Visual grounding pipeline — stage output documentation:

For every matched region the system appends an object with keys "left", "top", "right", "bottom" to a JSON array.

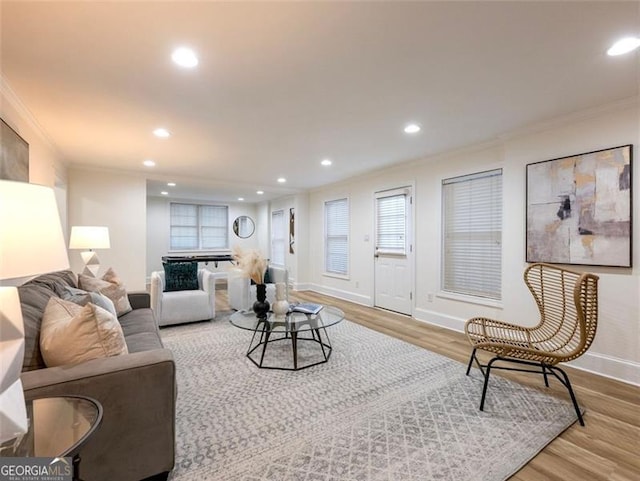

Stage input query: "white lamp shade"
[
  {"left": 0, "top": 180, "right": 70, "bottom": 280},
  {"left": 69, "top": 226, "right": 111, "bottom": 250}
]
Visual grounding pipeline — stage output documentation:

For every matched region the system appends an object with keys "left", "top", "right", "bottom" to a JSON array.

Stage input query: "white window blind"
[
  {"left": 271, "top": 209, "right": 285, "bottom": 266},
  {"left": 442, "top": 169, "right": 502, "bottom": 300},
  {"left": 325, "top": 198, "right": 349, "bottom": 275},
  {"left": 376, "top": 192, "right": 407, "bottom": 255},
  {"left": 170, "top": 203, "right": 228, "bottom": 250}
]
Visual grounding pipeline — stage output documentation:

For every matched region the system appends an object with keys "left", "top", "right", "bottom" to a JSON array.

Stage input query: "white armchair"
[
  {"left": 228, "top": 266, "right": 288, "bottom": 311},
  {"left": 150, "top": 269, "right": 216, "bottom": 326}
]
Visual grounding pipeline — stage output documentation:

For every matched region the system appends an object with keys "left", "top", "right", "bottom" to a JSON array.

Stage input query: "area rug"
[{"left": 161, "top": 312, "right": 579, "bottom": 481}]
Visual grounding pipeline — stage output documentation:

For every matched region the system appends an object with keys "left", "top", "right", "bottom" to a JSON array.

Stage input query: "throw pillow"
[
  {"left": 40, "top": 297, "right": 128, "bottom": 367},
  {"left": 62, "top": 286, "right": 118, "bottom": 318},
  {"left": 163, "top": 262, "right": 199, "bottom": 292},
  {"left": 78, "top": 268, "right": 132, "bottom": 316}
]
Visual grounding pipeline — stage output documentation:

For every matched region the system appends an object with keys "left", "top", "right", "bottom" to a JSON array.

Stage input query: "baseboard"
[
  {"left": 413, "top": 308, "right": 640, "bottom": 386},
  {"left": 304, "top": 283, "right": 372, "bottom": 307},
  {"left": 413, "top": 307, "right": 466, "bottom": 332}
]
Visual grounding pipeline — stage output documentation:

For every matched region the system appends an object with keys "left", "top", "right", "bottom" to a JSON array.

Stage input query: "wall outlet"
[
  {"left": 355, "top": 281, "right": 360, "bottom": 288},
  {"left": 427, "top": 293, "right": 434, "bottom": 302}
]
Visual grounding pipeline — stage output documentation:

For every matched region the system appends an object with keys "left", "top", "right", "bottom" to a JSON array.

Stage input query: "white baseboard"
[
  {"left": 413, "top": 308, "right": 640, "bottom": 387},
  {"left": 304, "top": 283, "right": 372, "bottom": 307}
]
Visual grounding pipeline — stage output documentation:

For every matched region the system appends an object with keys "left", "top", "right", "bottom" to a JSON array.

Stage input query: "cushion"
[
  {"left": 79, "top": 268, "right": 132, "bottom": 316},
  {"left": 40, "top": 297, "right": 129, "bottom": 367},
  {"left": 163, "top": 262, "right": 198, "bottom": 292},
  {"left": 62, "top": 286, "right": 118, "bottom": 318}
]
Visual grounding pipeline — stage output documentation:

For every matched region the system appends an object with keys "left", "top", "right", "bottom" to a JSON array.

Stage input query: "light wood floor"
[{"left": 215, "top": 288, "right": 640, "bottom": 481}]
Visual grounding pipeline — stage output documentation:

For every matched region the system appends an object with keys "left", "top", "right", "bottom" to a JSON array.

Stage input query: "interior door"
[{"left": 374, "top": 187, "right": 413, "bottom": 315}]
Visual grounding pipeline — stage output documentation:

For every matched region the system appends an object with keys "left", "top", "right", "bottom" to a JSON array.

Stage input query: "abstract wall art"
[
  {"left": 526, "top": 144, "right": 632, "bottom": 267},
  {"left": 0, "top": 118, "right": 29, "bottom": 182}
]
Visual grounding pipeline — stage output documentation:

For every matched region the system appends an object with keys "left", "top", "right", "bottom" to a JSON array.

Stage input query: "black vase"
[{"left": 253, "top": 283, "right": 270, "bottom": 318}]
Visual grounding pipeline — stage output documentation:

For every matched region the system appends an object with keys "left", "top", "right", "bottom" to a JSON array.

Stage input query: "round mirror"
[{"left": 233, "top": 216, "right": 255, "bottom": 238}]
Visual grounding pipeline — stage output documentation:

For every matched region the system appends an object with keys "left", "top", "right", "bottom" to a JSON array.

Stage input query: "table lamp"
[
  {"left": 69, "top": 226, "right": 110, "bottom": 277},
  {"left": 0, "top": 180, "right": 69, "bottom": 443}
]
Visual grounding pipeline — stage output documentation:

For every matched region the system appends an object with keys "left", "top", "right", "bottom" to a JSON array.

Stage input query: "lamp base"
[
  {"left": 80, "top": 250, "right": 101, "bottom": 277},
  {"left": 0, "top": 287, "right": 27, "bottom": 443}
]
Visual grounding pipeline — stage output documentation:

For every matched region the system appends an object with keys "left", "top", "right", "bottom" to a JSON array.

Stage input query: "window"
[
  {"left": 170, "top": 203, "right": 228, "bottom": 250},
  {"left": 375, "top": 191, "right": 408, "bottom": 255},
  {"left": 442, "top": 169, "right": 502, "bottom": 300},
  {"left": 324, "top": 198, "right": 349, "bottom": 275},
  {"left": 271, "top": 209, "right": 285, "bottom": 265}
]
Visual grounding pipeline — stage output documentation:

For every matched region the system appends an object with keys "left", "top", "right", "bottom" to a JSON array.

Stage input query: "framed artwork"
[
  {"left": 526, "top": 144, "right": 632, "bottom": 267},
  {"left": 0, "top": 117, "right": 29, "bottom": 182},
  {"left": 289, "top": 208, "right": 295, "bottom": 254}
]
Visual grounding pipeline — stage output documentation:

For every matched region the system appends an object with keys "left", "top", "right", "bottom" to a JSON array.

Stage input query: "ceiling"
[{"left": 1, "top": 1, "right": 638, "bottom": 202}]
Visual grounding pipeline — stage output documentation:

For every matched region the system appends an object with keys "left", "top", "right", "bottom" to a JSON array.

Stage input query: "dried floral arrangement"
[{"left": 232, "top": 246, "right": 268, "bottom": 284}]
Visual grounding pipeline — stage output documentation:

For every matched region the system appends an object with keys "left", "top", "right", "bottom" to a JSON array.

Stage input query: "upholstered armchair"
[
  {"left": 228, "top": 265, "right": 288, "bottom": 311},
  {"left": 150, "top": 268, "right": 216, "bottom": 326}
]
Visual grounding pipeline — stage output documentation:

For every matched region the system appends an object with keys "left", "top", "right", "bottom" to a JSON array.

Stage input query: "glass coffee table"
[{"left": 229, "top": 306, "right": 344, "bottom": 370}]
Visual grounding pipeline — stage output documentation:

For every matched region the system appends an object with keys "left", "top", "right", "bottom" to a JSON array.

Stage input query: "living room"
[{"left": 1, "top": 2, "right": 638, "bottom": 481}]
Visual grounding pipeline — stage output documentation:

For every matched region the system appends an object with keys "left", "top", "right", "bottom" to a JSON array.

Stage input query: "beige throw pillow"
[
  {"left": 79, "top": 268, "right": 132, "bottom": 316},
  {"left": 40, "top": 297, "right": 129, "bottom": 367}
]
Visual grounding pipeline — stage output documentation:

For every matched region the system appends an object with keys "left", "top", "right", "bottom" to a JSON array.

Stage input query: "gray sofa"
[{"left": 18, "top": 270, "right": 175, "bottom": 481}]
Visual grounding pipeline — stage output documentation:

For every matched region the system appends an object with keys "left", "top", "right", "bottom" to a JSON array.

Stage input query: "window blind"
[
  {"left": 376, "top": 193, "right": 407, "bottom": 255},
  {"left": 271, "top": 209, "right": 285, "bottom": 266},
  {"left": 442, "top": 169, "right": 502, "bottom": 300},
  {"left": 325, "top": 198, "right": 349, "bottom": 275},
  {"left": 170, "top": 203, "right": 228, "bottom": 250}
]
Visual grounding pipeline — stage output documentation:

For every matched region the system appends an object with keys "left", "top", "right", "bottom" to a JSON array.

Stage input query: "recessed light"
[
  {"left": 172, "top": 47, "right": 199, "bottom": 68},
  {"left": 607, "top": 37, "right": 640, "bottom": 56},
  {"left": 321, "top": 159, "right": 332, "bottom": 166},
  {"left": 153, "top": 128, "right": 171, "bottom": 138},
  {"left": 238, "top": 197, "right": 244, "bottom": 201},
  {"left": 277, "top": 177, "right": 286, "bottom": 183},
  {"left": 256, "top": 190, "right": 264, "bottom": 195},
  {"left": 167, "top": 182, "right": 176, "bottom": 187},
  {"left": 404, "top": 124, "right": 421, "bottom": 134},
  {"left": 143, "top": 159, "right": 156, "bottom": 167},
  {"left": 161, "top": 191, "right": 168, "bottom": 196}
]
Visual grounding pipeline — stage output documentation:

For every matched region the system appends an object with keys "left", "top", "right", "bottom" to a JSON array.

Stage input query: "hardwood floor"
[{"left": 215, "top": 287, "right": 640, "bottom": 481}]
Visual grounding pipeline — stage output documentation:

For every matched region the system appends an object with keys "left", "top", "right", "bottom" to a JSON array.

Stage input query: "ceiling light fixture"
[
  {"left": 321, "top": 159, "right": 332, "bottom": 166},
  {"left": 143, "top": 160, "right": 156, "bottom": 167},
  {"left": 607, "top": 37, "right": 640, "bottom": 56},
  {"left": 277, "top": 177, "right": 286, "bottom": 183},
  {"left": 161, "top": 191, "right": 168, "bottom": 196},
  {"left": 172, "top": 47, "right": 199, "bottom": 68},
  {"left": 256, "top": 190, "right": 264, "bottom": 195},
  {"left": 153, "top": 128, "right": 171, "bottom": 138},
  {"left": 404, "top": 124, "right": 421, "bottom": 134},
  {"left": 167, "top": 182, "right": 176, "bottom": 187},
  {"left": 238, "top": 197, "right": 244, "bottom": 201}
]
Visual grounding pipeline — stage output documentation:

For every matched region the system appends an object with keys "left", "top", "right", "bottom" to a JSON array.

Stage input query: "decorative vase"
[
  {"left": 272, "top": 282, "right": 289, "bottom": 318},
  {"left": 253, "top": 283, "right": 270, "bottom": 318}
]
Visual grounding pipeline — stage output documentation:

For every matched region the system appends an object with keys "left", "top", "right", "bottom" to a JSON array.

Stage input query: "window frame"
[
  {"left": 271, "top": 209, "right": 286, "bottom": 266},
  {"left": 324, "top": 197, "right": 350, "bottom": 277},
  {"left": 169, "top": 202, "right": 229, "bottom": 251},
  {"left": 440, "top": 168, "right": 503, "bottom": 302}
]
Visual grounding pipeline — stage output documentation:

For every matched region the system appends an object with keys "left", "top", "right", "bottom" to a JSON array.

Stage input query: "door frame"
[{"left": 373, "top": 183, "right": 415, "bottom": 316}]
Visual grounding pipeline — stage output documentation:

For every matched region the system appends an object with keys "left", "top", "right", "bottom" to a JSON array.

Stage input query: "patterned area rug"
[{"left": 161, "top": 312, "right": 578, "bottom": 481}]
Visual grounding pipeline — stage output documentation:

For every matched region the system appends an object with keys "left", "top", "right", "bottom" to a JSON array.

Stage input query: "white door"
[{"left": 374, "top": 187, "right": 413, "bottom": 315}]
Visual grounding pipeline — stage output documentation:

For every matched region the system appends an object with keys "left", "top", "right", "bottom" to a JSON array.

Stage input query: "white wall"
[
  {"left": 306, "top": 99, "right": 640, "bottom": 385},
  {"left": 68, "top": 167, "right": 147, "bottom": 290},
  {"left": 145, "top": 196, "right": 259, "bottom": 279}
]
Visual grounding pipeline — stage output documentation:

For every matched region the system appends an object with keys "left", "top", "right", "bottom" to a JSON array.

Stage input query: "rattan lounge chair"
[{"left": 465, "top": 263, "right": 599, "bottom": 426}]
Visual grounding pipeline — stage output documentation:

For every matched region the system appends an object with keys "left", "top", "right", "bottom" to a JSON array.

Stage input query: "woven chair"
[{"left": 465, "top": 263, "right": 599, "bottom": 426}]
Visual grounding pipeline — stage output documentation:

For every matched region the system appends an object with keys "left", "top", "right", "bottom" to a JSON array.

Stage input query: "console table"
[{"left": 161, "top": 254, "right": 235, "bottom": 268}]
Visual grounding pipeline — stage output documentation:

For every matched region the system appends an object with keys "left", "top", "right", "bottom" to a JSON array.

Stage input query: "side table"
[{"left": 0, "top": 396, "right": 103, "bottom": 481}]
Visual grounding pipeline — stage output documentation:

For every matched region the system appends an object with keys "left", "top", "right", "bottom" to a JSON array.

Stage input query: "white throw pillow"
[{"left": 40, "top": 297, "right": 129, "bottom": 367}]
